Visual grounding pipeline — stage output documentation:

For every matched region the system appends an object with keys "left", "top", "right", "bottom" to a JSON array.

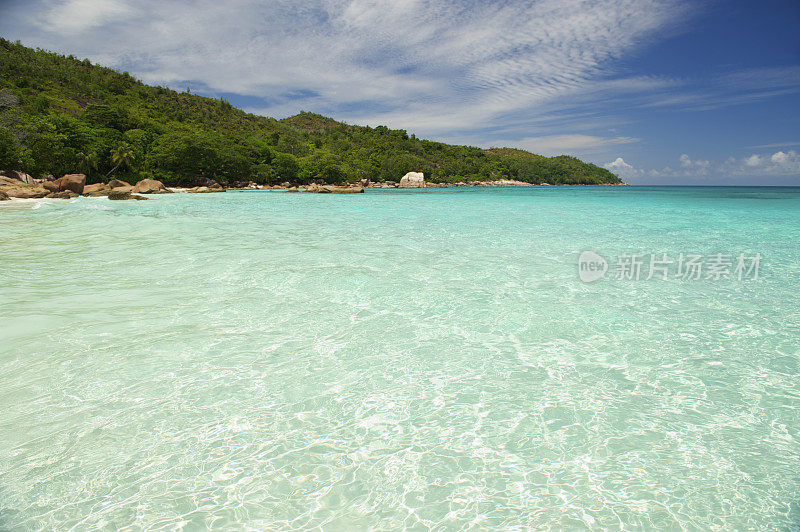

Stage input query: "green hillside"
[{"left": 0, "top": 38, "right": 621, "bottom": 186}]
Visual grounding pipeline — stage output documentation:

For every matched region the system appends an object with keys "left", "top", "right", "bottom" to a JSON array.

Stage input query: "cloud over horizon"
[{"left": 605, "top": 149, "right": 800, "bottom": 183}]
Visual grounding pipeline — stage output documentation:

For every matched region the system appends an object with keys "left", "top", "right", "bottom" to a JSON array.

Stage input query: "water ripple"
[{"left": 1, "top": 188, "right": 799, "bottom": 529}]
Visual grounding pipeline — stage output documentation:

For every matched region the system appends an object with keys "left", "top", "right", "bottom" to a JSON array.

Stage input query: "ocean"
[{"left": 1, "top": 186, "right": 798, "bottom": 529}]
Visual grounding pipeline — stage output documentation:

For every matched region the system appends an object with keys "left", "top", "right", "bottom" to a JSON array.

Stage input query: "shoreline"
[
  {"left": 217, "top": 180, "right": 630, "bottom": 191},
  {"left": 0, "top": 174, "right": 630, "bottom": 204},
  {"left": 0, "top": 181, "right": 631, "bottom": 204}
]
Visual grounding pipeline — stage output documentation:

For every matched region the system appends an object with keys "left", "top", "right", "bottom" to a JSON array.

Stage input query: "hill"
[{"left": 0, "top": 38, "right": 621, "bottom": 186}]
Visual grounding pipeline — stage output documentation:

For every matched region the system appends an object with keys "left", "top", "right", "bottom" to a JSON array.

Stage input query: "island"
[{"left": 0, "top": 38, "right": 622, "bottom": 199}]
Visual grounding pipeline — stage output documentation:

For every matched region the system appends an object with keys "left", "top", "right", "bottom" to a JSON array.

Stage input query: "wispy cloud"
[
  {"left": 6, "top": 0, "right": 689, "bottom": 139},
  {"left": 748, "top": 141, "right": 800, "bottom": 149},
  {"left": 641, "top": 66, "right": 800, "bottom": 111},
  {"left": 491, "top": 134, "right": 639, "bottom": 157}
]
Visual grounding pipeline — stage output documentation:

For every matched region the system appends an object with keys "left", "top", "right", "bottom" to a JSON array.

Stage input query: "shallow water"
[{"left": 1, "top": 186, "right": 799, "bottom": 529}]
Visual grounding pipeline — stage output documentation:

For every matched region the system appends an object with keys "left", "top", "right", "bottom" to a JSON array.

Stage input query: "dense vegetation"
[{"left": 0, "top": 38, "right": 621, "bottom": 186}]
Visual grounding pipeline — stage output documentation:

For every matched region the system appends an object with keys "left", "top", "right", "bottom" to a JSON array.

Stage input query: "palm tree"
[
  {"left": 107, "top": 145, "right": 134, "bottom": 177},
  {"left": 76, "top": 151, "right": 97, "bottom": 176}
]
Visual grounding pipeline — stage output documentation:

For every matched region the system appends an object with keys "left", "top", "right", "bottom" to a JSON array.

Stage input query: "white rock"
[{"left": 399, "top": 172, "right": 425, "bottom": 188}]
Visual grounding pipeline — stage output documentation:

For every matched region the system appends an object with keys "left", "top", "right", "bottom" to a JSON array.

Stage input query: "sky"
[{"left": 1, "top": 0, "right": 799, "bottom": 185}]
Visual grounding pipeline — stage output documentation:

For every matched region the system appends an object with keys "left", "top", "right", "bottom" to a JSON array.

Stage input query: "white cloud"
[
  {"left": 718, "top": 150, "right": 800, "bottom": 177},
  {"left": 771, "top": 150, "right": 789, "bottom": 164},
  {"left": 40, "top": 0, "right": 133, "bottom": 33},
  {"left": 603, "top": 157, "right": 640, "bottom": 179},
  {"left": 605, "top": 157, "right": 634, "bottom": 170},
  {"left": 678, "top": 153, "right": 710, "bottom": 171},
  {"left": 757, "top": 149, "right": 800, "bottom": 174},
  {"left": 744, "top": 154, "right": 762, "bottom": 167},
  {"left": 640, "top": 150, "right": 800, "bottom": 182}
]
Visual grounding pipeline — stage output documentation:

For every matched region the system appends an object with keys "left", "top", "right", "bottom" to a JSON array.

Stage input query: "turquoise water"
[{"left": 1, "top": 186, "right": 799, "bottom": 529}]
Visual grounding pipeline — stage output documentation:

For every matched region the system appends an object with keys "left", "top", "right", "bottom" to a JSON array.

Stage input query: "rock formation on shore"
[
  {"left": 4, "top": 171, "right": 37, "bottom": 185},
  {"left": 108, "top": 189, "right": 148, "bottom": 200},
  {"left": 108, "top": 179, "right": 131, "bottom": 189},
  {"left": 0, "top": 173, "right": 177, "bottom": 200},
  {"left": 303, "top": 183, "right": 364, "bottom": 193},
  {"left": 0, "top": 175, "right": 48, "bottom": 198},
  {"left": 83, "top": 183, "right": 110, "bottom": 196},
  {"left": 133, "top": 179, "right": 172, "bottom": 194},
  {"left": 59, "top": 174, "right": 86, "bottom": 194},
  {"left": 45, "top": 191, "right": 78, "bottom": 199},
  {"left": 188, "top": 185, "right": 226, "bottom": 193},
  {"left": 399, "top": 172, "right": 425, "bottom": 188}
]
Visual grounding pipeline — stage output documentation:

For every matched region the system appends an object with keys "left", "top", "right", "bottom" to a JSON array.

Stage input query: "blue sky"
[{"left": 1, "top": 0, "right": 798, "bottom": 184}]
